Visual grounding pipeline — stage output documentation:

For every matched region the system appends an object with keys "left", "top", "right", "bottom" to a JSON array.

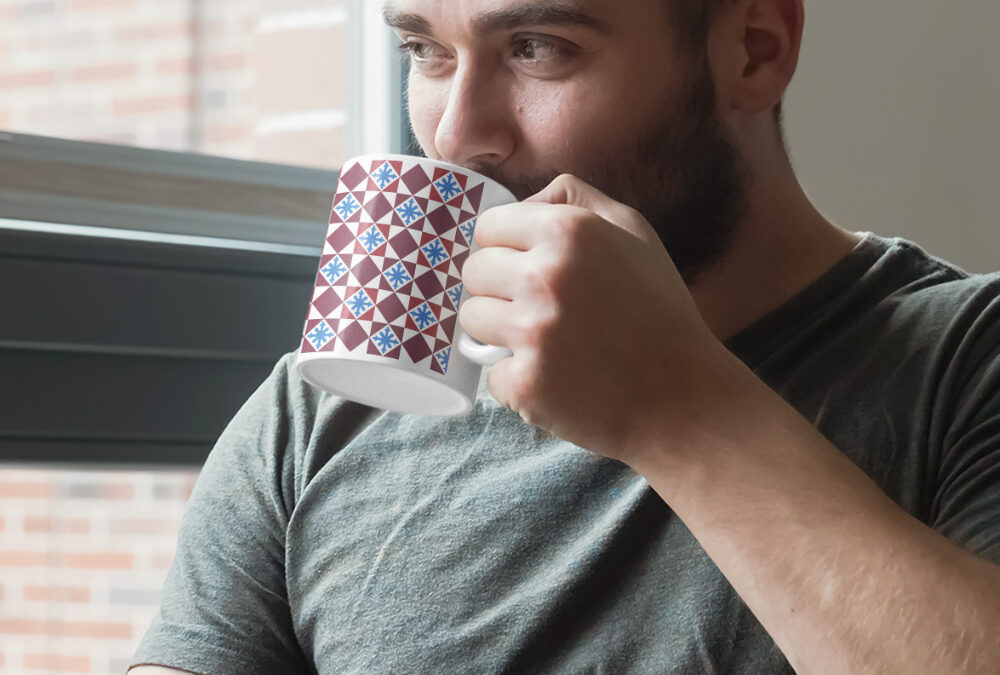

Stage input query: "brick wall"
[
  {"left": 0, "top": 0, "right": 352, "bottom": 170},
  {"left": 0, "top": 465, "right": 199, "bottom": 674}
]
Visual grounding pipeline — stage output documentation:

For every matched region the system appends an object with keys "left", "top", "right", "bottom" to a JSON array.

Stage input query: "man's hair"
[{"left": 665, "top": 0, "right": 785, "bottom": 134}]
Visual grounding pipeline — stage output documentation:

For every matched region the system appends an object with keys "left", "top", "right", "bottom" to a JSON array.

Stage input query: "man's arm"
[
  {"left": 629, "top": 358, "right": 1000, "bottom": 674},
  {"left": 460, "top": 175, "right": 1000, "bottom": 673},
  {"left": 129, "top": 667, "right": 198, "bottom": 674}
]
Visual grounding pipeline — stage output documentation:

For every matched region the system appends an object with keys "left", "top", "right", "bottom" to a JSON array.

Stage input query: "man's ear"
[{"left": 710, "top": 0, "right": 803, "bottom": 115}]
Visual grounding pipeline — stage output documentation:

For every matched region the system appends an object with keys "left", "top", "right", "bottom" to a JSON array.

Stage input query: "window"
[{"left": 0, "top": 2, "right": 405, "bottom": 671}]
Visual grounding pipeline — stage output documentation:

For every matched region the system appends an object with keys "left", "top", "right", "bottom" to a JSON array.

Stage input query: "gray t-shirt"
[{"left": 131, "top": 234, "right": 1000, "bottom": 674}]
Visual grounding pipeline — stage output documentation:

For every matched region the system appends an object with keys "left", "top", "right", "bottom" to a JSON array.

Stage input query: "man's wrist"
[{"left": 623, "top": 348, "right": 800, "bottom": 507}]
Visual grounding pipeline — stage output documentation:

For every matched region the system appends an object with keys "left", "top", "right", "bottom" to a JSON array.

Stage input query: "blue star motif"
[
  {"left": 373, "top": 326, "right": 400, "bottom": 354},
  {"left": 395, "top": 197, "right": 424, "bottom": 225},
  {"left": 409, "top": 302, "right": 437, "bottom": 330},
  {"left": 435, "top": 347, "right": 451, "bottom": 373},
  {"left": 334, "top": 194, "right": 361, "bottom": 220},
  {"left": 359, "top": 225, "right": 386, "bottom": 253},
  {"left": 459, "top": 218, "right": 476, "bottom": 244},
  {"left": 347, "top": 289, "right": 374, "bottom": 317},
  {"left": 306, "top": 321, "right": 334, "bottom": 349},
  {"left": 421, "top": 239, "right": 449, "bottom": 266},
  {"left": 447, "top": 283, "right": 464, "bottom": 309},
  {"left": 385, "top": 262, "right": 412, "bottom": 290},
  {"left": 434, "top": 173, "right": 462, "bottom": 200},
  {"left": 372, "top": 162, "right": 398, "bottom": 189},
  {"left": 320, "top": 256, "right": 348, "bottom": 284}
]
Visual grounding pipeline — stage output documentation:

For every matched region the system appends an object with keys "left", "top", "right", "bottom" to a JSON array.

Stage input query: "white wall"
[{"left": 784, "top": 2, "right": 999, "bottom": 273}]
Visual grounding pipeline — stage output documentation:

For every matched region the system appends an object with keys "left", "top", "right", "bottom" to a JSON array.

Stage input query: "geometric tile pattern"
[{"left": 301, "top": 157, "right": 486, "bottom": 375}]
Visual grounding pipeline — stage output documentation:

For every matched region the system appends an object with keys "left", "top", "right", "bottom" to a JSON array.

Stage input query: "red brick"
[
  {"left": 71, "top": 0, "right": 137, "bottom": 8},
  {"left": 0, "top": 71, "right": 54, "bottom": 90},
  {"left": 156, "top": 56, "right": 195, "bottom": 77},
  {"left": 110, "top": 518, "right": 180, "bottom": 535},
  {"left": 207, "top": 52, "right": 250, "bottom": 72},
  {"left": 113, "top": 94, "right": 195, "bottom": 116},
  {"left": 0, "top": 550, "right": 132, "bottom": 569},
  {"left": 0, "top": 551, "right": 50, "bottom": 567},
  {"left": 0, "top": 618, "right": 131, "bottom": 639},
  {"left": 64, "top": 552, "right": 134, "bottom": 570},
  {"left": 116, "top": 20, "right": 194, "bottom": 42},
  {"left": 205, "top": 123, "right": 253, "bottom": 144},
  {"left": 24, "top": 653, "right": 91, "bottom": 673},
  {"left": 0, "top": 482, "right": 52, "bottom": 498},
  {"left": 152, "top": 553, "right": 174, "bottom": 571},
  {"left": 106, "top": 483, "right": 135, "bottom": 500},
  {"left": 24, "top": 516, "right": 90, "bottom": 534},
  {"left": 24, "top": 585, "right": 91, "bottom": 603},
  {"left": 71, "top": 62, "right": 137, "bottom": 83}
]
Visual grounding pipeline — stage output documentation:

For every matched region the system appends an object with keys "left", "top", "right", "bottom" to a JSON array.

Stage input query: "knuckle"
[
  {"left": 551, "top": 210, "right": 583, "bottom": 240},
  {"left": 551, "top": 173, "right": 578, "bottom": 190},
  {"left": 461, "top": 250, "right": 483, "bottom": 284},
  {"left": 517, "top": 304, "right": 560, "bottom": 352},
  {"left": 457, "top": 295, "right": 483, "bottom": 325},
  {"left": 508, "top": 360, "right": 538, "bottom": 408}
]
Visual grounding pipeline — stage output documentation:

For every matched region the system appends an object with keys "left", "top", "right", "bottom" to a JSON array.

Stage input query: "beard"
[{"left": 479, "top": 56, "right": 748, "bottom": 285}]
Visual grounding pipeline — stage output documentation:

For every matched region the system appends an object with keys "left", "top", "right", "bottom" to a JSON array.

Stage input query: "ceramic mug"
[{"left": 297, "top": 154, "right": 515, "bottom": 415}]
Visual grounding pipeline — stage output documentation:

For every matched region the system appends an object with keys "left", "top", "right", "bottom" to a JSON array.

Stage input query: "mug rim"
[{"left": 342, "top": 153, "right": 516, "bottom": 203}]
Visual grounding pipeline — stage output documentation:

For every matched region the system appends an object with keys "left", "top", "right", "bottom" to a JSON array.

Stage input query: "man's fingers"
[
  {"left": 461, "top": 246, "right": 523, "bottom": 300},
  {"left": 526, "top": 173, "right": 659, "bottom": 244},
  {"left": 458, "top": 295, "right": 516, "bottom": 348},
  {"left": 474, "top": 202, "right": 558, "bottom": 250}
]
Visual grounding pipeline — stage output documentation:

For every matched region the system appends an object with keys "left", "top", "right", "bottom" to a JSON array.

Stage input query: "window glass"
[{"left": 0, "top": 0, "right": 398, "bottom": 170}]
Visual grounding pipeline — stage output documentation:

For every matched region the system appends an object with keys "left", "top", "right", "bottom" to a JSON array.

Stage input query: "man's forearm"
[{"left": 630, "top": 360, "right": 1000, "bottom": 674}]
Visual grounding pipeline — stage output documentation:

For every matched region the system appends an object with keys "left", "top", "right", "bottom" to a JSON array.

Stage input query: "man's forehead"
[{"left": 382, "top": 0, "right": 614, "bottom": 35}]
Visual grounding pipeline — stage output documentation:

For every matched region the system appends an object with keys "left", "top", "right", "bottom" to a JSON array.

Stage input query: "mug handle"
[{"left": 456, "top": 332, "right": 512, "bottom": 366}]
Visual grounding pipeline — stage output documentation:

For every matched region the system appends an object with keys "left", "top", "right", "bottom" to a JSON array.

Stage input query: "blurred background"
[{"left": 0, "top": 0, "right": 997, "bottom": 673}]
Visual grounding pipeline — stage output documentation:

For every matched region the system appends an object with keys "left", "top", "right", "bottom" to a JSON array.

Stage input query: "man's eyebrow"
[
  {"left": 382, "top": 7, "right": 432, "bottom": 35},
  {"left": 471, "top": 3, "right": 610, "bottom": 35},
  {"left": 381, "top": 3, "right": 610, "bottom": 36}
]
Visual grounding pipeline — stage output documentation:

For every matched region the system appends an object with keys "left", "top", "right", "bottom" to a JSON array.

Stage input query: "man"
[{"left": 131, "top": 0, "right": 1000, "bottom": 672}]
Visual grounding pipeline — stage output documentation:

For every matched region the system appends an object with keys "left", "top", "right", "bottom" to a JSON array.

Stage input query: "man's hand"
[
  {"left": 460, "top": 174, "right": 1000, "bottom": 674},
  {"left": 459, "top": 174, "right": 734, "bottom": 463}
]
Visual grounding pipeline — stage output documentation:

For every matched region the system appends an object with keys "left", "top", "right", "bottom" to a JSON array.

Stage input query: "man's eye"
[
  {"left": 512, "top": 37, "right": 563, "bottom": 62},
  {"left": 398, "top": 40, "right": 442, "bottom": 62}
]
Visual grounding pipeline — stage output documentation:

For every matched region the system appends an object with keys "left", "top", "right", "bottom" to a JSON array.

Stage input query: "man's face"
[{"left": 383, "top": 0, "right": 746, "bottom": 281}]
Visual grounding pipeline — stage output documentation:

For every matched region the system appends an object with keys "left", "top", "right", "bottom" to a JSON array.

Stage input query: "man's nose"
[{"left": 433, "top": 63, "right": 516, "bottom": 170}]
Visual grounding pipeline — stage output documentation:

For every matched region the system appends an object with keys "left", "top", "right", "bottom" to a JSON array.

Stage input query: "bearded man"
[{"left": 131, "top": 1, "right": 1000, "bottom": 672}]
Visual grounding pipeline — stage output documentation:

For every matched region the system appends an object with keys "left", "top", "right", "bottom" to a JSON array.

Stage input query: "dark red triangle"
[
  {"left": 464, "top": 183, "right": 484, "bottom": 211},
  {"left": 439, "top": 314, "right": 457, "bottom": 338}
]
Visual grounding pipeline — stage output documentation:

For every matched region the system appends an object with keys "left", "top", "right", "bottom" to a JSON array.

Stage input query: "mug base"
[{"left": 296, "top": 354, "right": 473, "bottom": 417}]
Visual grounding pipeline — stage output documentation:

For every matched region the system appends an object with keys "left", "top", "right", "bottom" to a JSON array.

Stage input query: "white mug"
[{"left": 296, "top": 154, "right": 514, "bottom": 416}]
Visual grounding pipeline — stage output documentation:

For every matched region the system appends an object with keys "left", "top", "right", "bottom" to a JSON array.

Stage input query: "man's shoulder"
[{"left": 857, "top": 234, "right": 1000, "bottom": 323}]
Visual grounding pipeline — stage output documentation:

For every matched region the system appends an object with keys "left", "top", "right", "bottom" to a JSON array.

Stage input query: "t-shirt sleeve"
[
  {"left": 931, "top": 285, "right": 1000, "bottom": 565},
  {"left": 130, "top": 353, "right": 314, "bottom": 674}
]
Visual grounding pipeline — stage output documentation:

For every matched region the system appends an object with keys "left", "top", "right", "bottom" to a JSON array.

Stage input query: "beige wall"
[{"left": 784, "top": 2, "right": 1000, "bottom": 273}]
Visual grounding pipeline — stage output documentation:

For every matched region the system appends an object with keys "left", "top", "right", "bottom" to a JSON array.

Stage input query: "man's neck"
[{"left": 689, "top": 153, "right": 861, "bottom": 343}]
